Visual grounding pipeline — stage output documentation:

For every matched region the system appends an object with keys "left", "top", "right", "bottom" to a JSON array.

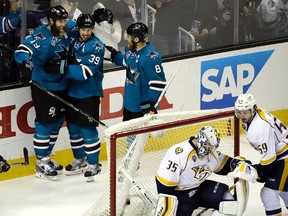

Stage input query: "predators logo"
[{"left": 192, "top": 165, "right": 212, "bottom": 181}]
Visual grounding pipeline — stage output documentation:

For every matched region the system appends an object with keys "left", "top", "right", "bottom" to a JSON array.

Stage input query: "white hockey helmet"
[
  {"left": 195, "top": 126, "right": 220, "bottom": 157},
  {"left": 234, "top": 94, "right": 256, "bottom": 111}
]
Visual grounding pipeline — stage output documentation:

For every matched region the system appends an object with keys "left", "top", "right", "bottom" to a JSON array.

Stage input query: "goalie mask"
[{"left": 195, "top": 126, "right": 220, "bottom": 158}]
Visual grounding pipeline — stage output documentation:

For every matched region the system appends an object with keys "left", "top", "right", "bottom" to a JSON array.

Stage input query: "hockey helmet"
[
  {"left": 235, "top": 94, "right": 256, "bottom": 111},
  {"left": 47, "top": 5, "right": 68, "bottom": 21},
  {"left": 93, "top": 8, "right": 113, "bottom": 24},
  {"left": 126, "top": 22, "right": 148, "bottom": 42},
  {"left": 195, "top": 126, "right": 220, "bottom": 157},
  {"left": 77, "top": 14, "right": 95, "bottom": 29}
]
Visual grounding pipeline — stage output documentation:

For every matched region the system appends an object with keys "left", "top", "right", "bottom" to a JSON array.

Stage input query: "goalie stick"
[
  {"left": 120, "top": 168, "right": 156, "bottom": 207},
  {"left": 31, "top": 81, "right": 109, "bottom": 128},
  {"left": 10, "top": 147, "right": 29, "bottom": 166}
]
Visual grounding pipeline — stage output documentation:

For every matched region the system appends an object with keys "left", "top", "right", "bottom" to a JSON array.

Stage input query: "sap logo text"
[{"left": 201, "top": 50, "right": 273, "bottom": 109}]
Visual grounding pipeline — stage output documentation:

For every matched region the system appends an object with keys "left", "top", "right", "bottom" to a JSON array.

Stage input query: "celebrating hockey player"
[
  {"left": 155, "top": 126, "right": 258, "bottom": 216},
  {"left": 62, "top": 13, "right": 105, "bottom": 182},
  {"left": 0, "top": 0, "right": 20, "bottom": 34},
  {"left": 14, "top": 5, "right": 71, "bottom": 180},
  {"left": 105, "top": 22, "right": 166, "bottom": 121},
  {"left": 235, "top": 93, "right": 288, "bottom": 215},
  {"left": 105, "top": 22, "right": 166, "bottom": 153}
]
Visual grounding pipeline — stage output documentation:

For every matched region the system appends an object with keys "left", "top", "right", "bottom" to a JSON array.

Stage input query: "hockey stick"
[
  {"left": 195, "top": 180, "right": 239, "bottom": 216},
  {"left": 10, "top": 147, "right": 29, "bottom": 166},
  {"left": 30, "top": 81, "right": 109, "bottom": 128},
  {"left": 0, "top": 43, "right": 17, "bottom": 52},
  {"left": 154, "top": 74, "right": 175, "bottom": 108}
]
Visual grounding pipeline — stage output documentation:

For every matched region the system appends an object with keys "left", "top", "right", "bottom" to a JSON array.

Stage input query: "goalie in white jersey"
[
  {"left": 235, "top": 93, "right": 288, "bottom": 216},
  {"left": 155, "top": 126, "right": 257, "bottom": 216}
]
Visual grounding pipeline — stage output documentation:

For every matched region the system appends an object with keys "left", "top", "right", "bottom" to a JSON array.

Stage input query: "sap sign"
[{"left": 200, "top": 50, "right": 274, "bottom": 109}]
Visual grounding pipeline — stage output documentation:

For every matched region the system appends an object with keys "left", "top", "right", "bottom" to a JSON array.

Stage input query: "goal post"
[{"left": 83, "top": 109, "right": 240, "bottom": 216}]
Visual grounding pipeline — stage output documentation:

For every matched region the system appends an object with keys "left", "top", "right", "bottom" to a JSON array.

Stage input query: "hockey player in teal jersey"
[
  {"left": 105, "top": 22, "right": 166, "bottom": 153},
  {"left": 0, "top": 0, "right": 19, "bottom": 35},
  {"left": 14, "top": 5, "right": 72, "bottom": 180},
  {"left": 63, "top": 14, "right": 105, "bottom": 182},
  {"left": 106, "top": 22, "right": 167, "bottom": 121}
]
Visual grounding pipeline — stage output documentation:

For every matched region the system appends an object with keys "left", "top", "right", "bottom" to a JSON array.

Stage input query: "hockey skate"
[
  {"left": 48, "top": 158, "right": 63, "bottom": 175},
  {"left": 84, "top": 163, "right": 102, "bottom": 182},
  {"left": 35, "top": 157, "right": 58, "bottom": 181},
  {"left": 65, "top": 157, "right": 88, "bottom": 176}
]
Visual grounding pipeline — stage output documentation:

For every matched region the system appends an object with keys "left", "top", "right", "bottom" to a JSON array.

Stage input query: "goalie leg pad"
[
  {"left": 154, "top": 194, "right": 178, "bottom": 216},
  {"left": 219, "top": 201, "right": 239, "bottom": 215}
]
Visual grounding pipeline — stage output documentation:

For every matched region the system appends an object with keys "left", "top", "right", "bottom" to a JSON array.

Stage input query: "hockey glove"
[
  {"left": 105, "top": 45, "right": 120, "bottom": 63},
  {"left": 0, "top": 155, "right": 10, "bottom": 173},
  {"left": 93, "top": 8, "right": 114, "bottom": 24},
  {"left": 230, "top": 156, "right": 252, "bottom": 170},
  {"left": 140, "top": 101, "right": 158, "bottom": 115},
  {"left": 228, "top": 161, "right": 258, "bottom": 183},
  {"left": 18, "top": 60, "right": 33, "bottom": 85},
  {"left": 44, "top": 59, "right": 67, "bottom": 75}
]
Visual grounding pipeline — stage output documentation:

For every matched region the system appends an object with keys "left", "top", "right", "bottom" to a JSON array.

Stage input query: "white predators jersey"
[
  {"left": 242, "top": 108, "right": 288, "bottom": 165},
  {"left": 156, "top": 139, "right": 230, "bottom": 191}
]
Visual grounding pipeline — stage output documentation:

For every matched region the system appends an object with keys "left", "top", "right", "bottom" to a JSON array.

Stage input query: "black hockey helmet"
[
  {"left": 92, "top": 8, "right": 113, "bottom": 24},
  {"left": 76, "top": 14, "right": 95, "bottom": 28},
  {"left": 126, "top": 22, "right": 148, "bottom": 42},
  {"left": 47, "top": 5, "right": 68, "bottom": 21}
]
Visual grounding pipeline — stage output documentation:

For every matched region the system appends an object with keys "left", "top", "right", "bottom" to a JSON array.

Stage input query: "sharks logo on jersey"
[
  {"left": 95, "top": 42, "right": 102, "bottom": 52},
  {"left": 55, "top": 44, "right": 68, "bottom": 60},
  {"left": 126, "top": 66, "right": 140, "bottom": 84},
  {"left": 34, "top": 32, "right": 46, "bottom": 40},
  {"left": 192, "top": 164, "right": 212, "bottom": 181},
  {"left": 149, "top": 51, "right": 158, "bottom": 59}
]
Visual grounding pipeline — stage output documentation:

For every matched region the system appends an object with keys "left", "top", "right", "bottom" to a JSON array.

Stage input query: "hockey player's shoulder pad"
[
  {"left": 144, "top": 43, "right": 162, "bottom": 61},
  {"left": 85, "top": 36, "right": 105, "bottom": 55}
]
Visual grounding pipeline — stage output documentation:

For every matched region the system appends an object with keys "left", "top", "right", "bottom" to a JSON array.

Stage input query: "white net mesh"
[{"left": 83, "top": 109, "right": 238, "bottom": 216}]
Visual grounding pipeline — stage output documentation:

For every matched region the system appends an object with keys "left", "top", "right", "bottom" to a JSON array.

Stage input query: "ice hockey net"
[{"left": 83, "top": 109, "right": 240, "bottom": 216}]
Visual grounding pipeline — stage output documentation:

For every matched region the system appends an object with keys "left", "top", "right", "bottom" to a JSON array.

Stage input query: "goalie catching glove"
[
  {"left": 44, "top": 59, "right": 67, "bottom": 74},
  {"left": 228, "top": 160, "right": 258, "bottom": 183}
]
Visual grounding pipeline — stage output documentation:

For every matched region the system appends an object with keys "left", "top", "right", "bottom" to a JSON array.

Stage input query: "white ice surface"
[{"left": 0, "top": 139, "right": 287, "bottom": 216}]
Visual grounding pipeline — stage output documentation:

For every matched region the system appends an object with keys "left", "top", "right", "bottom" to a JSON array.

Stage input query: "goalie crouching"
[{"left": 155, "top": 126, "right": 258, "bottom": 216}]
